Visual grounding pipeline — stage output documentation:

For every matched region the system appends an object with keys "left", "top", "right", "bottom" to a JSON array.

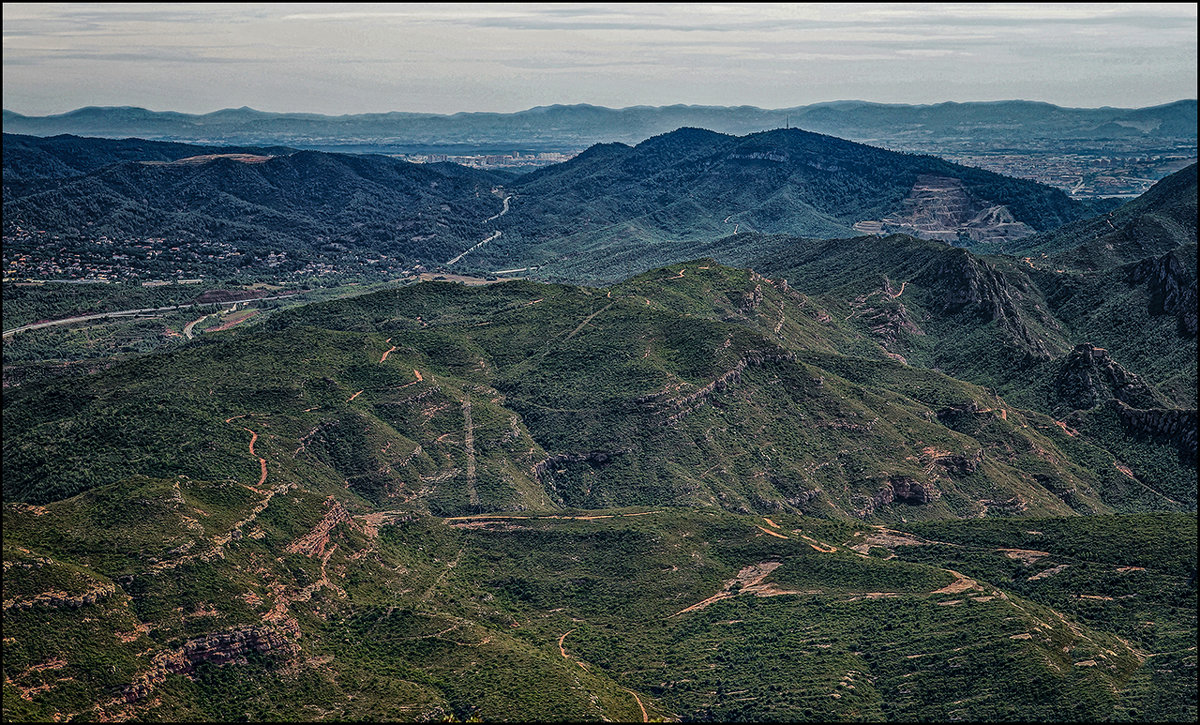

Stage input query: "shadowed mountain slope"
[{"left": 475, "top": 128, "right": 1099, "bottom": 281}]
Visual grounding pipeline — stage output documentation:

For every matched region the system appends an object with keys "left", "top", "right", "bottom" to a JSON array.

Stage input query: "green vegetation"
[
  {"left": 4, "top": 497, "right": 1192, "bottom": 721},
  {"left": 1, "top": 135, "right": 1194, "bottom": 723}
]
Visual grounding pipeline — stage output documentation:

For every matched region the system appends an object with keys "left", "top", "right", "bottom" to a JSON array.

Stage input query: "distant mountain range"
[
  {"left": 4, "top": 99, "right": 1196, "bottom": 152},
  {"left": 2, "top": 128, "right": 1105, "bottom": 282}
]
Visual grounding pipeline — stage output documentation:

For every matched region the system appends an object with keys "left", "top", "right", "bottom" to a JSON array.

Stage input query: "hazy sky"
[{"left": 3, "top": 3, "right": 1197, "bottom": 115}]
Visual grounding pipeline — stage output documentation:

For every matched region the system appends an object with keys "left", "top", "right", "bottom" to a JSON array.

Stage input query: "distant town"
[{"left": 398, "top": 150, "right": 576, "bottom": 169}]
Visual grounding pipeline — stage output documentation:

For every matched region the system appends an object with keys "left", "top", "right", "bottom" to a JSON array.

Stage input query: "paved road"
[
  {"left": 2, "top": 293, "right": 300, "bottom": 338},
  {"left": 447, "top": 193, "right": 512, "bottom": 266}
]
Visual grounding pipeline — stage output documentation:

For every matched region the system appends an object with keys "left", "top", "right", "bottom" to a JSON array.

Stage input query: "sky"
[{"left": 3, "top": 3, "right": 1197, "bottom": 116}]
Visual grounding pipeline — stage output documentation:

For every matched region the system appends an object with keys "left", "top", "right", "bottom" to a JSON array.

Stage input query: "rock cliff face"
[
  {"left": 920, "top": 249, "right": 1060, "bottom": 360},
  {"left": 2, "top": 582, "right": 117, "bottom": 611},
  {"left": 637, "top": 349, "right": 797, "bottom": 425},
  {"left": 881, "top": 476, "right": 941, "bottom": 505},
  {"left": 533, "top": 450, "right": 623, "bottom": 479},
  {"left": 123, "top": 623, "right": 299, "bottom": 702},
  {"left": 285, "top": 498, "right": 358, "bottom": 557},
  {"left": 857, "top": 476, "right": 942, "bottom": 518},
  {"left": 1055, "top": 343, "right": 1165, "bottom": 411},
  {"left": 1115, "top": 401, "right": 1198, "bottom": 459},
  {"left": 1127, "top": 248, "right": 1198, "bottom": 336}
]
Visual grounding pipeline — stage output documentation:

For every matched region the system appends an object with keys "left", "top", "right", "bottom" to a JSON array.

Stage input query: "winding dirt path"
[
  {"left": 244, "top": 428, "right": 268, "bottom": 486},
  {"left": 558, "top": 629, "right": 575, "bottom": 659},
  {"left": 627, "top": 689, "right": 649, "bottom": 723},
  {"left": 558, "top": 629, "right": 649, "bottom": 721},
  {"left": 380, "top": 346, "right": 398, "bottom": 363}
]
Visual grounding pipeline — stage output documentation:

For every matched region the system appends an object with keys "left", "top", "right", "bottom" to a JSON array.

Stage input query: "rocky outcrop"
[
  {"left": 1114, "top": 401, "right": 1198, "bottom": 458},
  {"left": 920, "top": 249, "right": 1060, "bottom": 360},
  {"left": 857, "top": 476, "right": 941, "bottom": 517},
  {"left": 123, "top": 623, "right": 298, "bottom": 702},
  {"left": 285, "top": 498, "right": 359, "bottom": 557},
  {"left": 741, "top": 284, "right": 764, "bottom": 311},
  {"left": 637, "top": 349, "right": 797, "bottom": 425},
  {"left": 934, "top": 450, "right": 983, "bottom": 475},
  {"left": 881, "top": 476, "right": 941, "bottom": 505},
  {"left": 533, "top": 450, "right": 623, "bottom": 479},
  {"left": 1126, "top": 248, "right": 1197, "bottom": 336},
  {"left": 3, "top": 582, "right": 116, "bottom": 611},
  {"left": 1056, "top": 344, "right": 1165, "bottom": 411}
]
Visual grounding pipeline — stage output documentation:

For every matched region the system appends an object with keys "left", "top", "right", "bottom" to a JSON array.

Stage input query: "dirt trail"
[
  {"left": 798, "top": 533, "right": 837, "bottom": 553},
  {"left": 414, "top": 369, "right": 423, "bottom": 382},
  {"left": 462, "top": 397, "right": 480, "bottom": 507},
  {"left": 558, "top": 629, "right": 650, "bottom": 720},
  {"left": 565, "top": 302, "right": 614, "bottom": 341},
  {"left": 763, "top": 517, "right": 780, "bottom": 529},
  {"left": 420, "top": 547, "right": 464, "bottom": 602},
  {"left": 380, "top": 346, "right": 398, "bottom": 363},
  {"left": 1053, "top": 419, "right": 1078, "bottom": 436},
  {"left": 932, "top": 569, "right": 980, "bottom": 594},
  {"left": 244, "top": 428, "right": 268, "bottom": 486},
  {"left": 347, "top": 390, "right": 363, "bottom": 402},
  {"left": 265, "top": 544, "right": 346, "bottom": 623},
  {"left": 756, "top": 525, "right": 789, "bottom": 540},
  {"left": 558, "top": 629, "right": 576, "bottom": 659},
  {"left": 627, "top": 689, "right": 649, "bottom": 722},
  {"left": 670, "top": 562, "right": 783, "bottom": 617},
  {"left": 444, "top": 511, "right": 660, "bottom": 525}
]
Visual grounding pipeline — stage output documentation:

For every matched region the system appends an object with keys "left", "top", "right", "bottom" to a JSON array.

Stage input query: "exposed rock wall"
[
  {"left": 637, "top": 349, "right": 797, "bottom": 425},
  {"left": 1127, "top": 248, "right": 1198, "bottom": 336},
  {"left": 285, "top": 498, "right": 358, "bottom": 557},
  {"left": 1056, "top": 343, "right": 1164, "bottom": 410},
  {"left": 2, "top": 582, "right": 117, "bottom": 611},
  {"left": 123, "top": 623, "right": 298, "bottom": 702},
  {"left": 920, "top": 249, "right": 1061, "bottom": 360},
  {"left": 533, "top": 450, "right": 623, "bottom": 479},
  {"left": 1114, "top": 401, "right": 1198, "bottom": 458}
]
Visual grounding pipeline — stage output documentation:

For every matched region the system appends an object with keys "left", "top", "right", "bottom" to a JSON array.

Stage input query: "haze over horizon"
[{"left": 3, "top": 3, "right": 1196, "bottom": 117}]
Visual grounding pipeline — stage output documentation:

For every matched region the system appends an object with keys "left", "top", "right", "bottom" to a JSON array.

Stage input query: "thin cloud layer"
[{"left": 3, "top": 3, "right": 1196, "bottom": 115}]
